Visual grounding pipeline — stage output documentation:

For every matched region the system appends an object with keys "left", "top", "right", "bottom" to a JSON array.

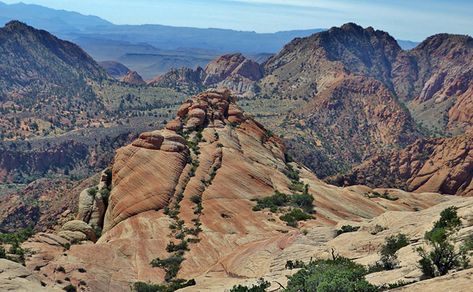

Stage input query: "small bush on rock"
[{"left": 230, "top": 278, "right": 271, "bottom": 292}]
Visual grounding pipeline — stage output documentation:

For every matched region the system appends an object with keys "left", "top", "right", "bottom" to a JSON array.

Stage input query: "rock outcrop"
[
  {"left": 18, "top": 89, "right": 465, "bottom": 291},
  {"left": 121, "top": 70, "right": 146, "bottom": 85},
  {"left": 330, "top": 132, "right": 473, "bottom": 196},
  {"left": 0, "top": 259, "right": 59, "bottom": 291},
  {"left": 151, "top": 53, "right": 263, "bottom": 97}
]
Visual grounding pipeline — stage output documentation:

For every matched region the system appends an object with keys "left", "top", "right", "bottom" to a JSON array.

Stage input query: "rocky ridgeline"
[
  {"left": 151, "top": 53, "right": 263, "bottom": 97},
  {"left": 1, "top": 89, "right": 470, "bottom": 291}
]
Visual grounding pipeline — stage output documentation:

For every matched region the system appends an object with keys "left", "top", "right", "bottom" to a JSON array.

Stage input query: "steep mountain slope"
[
  {"left": 330, "top": 131, "right": 473, "bottom": 196},
  {"left": 393, "top": 34, "right": 473, "bottom": 133},
  {"left": 121, "top": 70, "right": 146, "bottom": 85},
  {"left": 12, "top": 89, "right": 473, "bottom": 291},
  {"left": 0, "top": 20, "right": 107, "bottom": 139},
  {"left": 284, "top": 76, "right": 419, "bottom": 176},
  {"left": 242, "top": 23, "right": 472, "bottom": 179},
  {"left": 247, "top": 23, "right": 419, "bottom": 177},
  {"left": 259, "top": 24, "right": 473, "bottom": 135},
  {"left": 261, "top": 23, "right": 402, "bottom": 99}
]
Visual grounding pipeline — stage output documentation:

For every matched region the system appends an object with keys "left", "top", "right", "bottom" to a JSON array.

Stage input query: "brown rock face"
[
  {"left": 332, "top": 132, "right": 473, "bottom": 196},
  {"left": 21, "top": 89, "right": 454, "bottom": 291},
  {"left": 393, "top": 34, "right": 473, "bottom": 132},
  {"left": 151, "top": 54, "right": 263, "bottom": 97},
  {"left": 121, "top": 70, "right": 146, "bottom": 85}
]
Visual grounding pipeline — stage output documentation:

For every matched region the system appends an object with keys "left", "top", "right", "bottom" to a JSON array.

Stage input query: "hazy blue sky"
[{"left": 2, "top": 0, "right": 472, "bottom": 41}]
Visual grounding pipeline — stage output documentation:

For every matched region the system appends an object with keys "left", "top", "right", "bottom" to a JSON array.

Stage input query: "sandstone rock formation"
[
  {"left": 121, "top": 70, "right": 146, "bottom": 85},
  {"left": 151, "top": 53, "right": 263, "bottom": 97},
  {"left": 58, "top": 220, "right": 97, "bottom": 243},
  {"left": 76, "top": 170, "right": 111, "bottom": 230},
  {"left": 17, "top": 89, "right": 472, "bottom": 291},
  {"left": 331, "top": 132, "right": 473, "bottom": 196},
  {"left": 0, "top": 259, "right": 60, "bottom": 291}
]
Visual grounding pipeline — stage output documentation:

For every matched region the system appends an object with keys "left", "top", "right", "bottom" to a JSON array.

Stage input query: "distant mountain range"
[{"left": 0, "top": 1, "right": 419, "bottom": 79}]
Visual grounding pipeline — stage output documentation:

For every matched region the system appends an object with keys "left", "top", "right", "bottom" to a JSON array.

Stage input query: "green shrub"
[
  {"left": 285, "top": 257, "right": 378, "bottom": 292},
  {"left": 150, "top": 253, "right": 185, "bottom": 282},
  {"left": 284, "top": 164, "right": 300, "bottom": 182},
  {"left": 462, "top": 234, "right": 473, "bottom": 251},
  {"left": 190, "top": 195, "right": 202, "bottom": 204},
  {"left": 280, "top": 209, "right": 312, "bottom": 227},
  {"left": 379, "top": 234, "right": 409, "bottom": 270},
  {"left": 193, "top": 203, "right": 203, "bottom": 215},
  {"left": 379, "top": 280, "right": 415, "bottom": 290},
  {"left": 285, "top": 260, "right": 305, "bottom": 270},
  {"left": 230, "top": 278, "right": 271, "bottom": 292},
  {"left": 0, "top": 246, "right": 5, "bottom": 258},
  {"left": 289, "top": 181, "right": 305, "bottom": 193},
  {"left": 252, "top": 191, "right": 289, "bottom": 212},
  {"left": 133, "top": 279, "right": 196, "bottom": 292},
  {"left": 365, "top": 191, "right": 398, "bottom": 201},
  {"left": 433, "top": 206, "right": 461, "bottom": 230},
  {"left": 99, "top": 187, "right": 110, "bottom": 202},
  {"left": 336, "top": 225, "right": 360, "bottom": 236},
  {"left": 0, "top": 227, "right": 34, "bottom": 244},
  {"left": 63, "top": 284, "right": 77, "bottom": 292},
  {"left": 166, "top": 241, "right": 189, "bottom": 253},
  {"left": 290, "top": 193, "right": 314, "bottom": 213},
  {"left": 253, "top": 191, "right": 314, "bottom": 214},
  {"left": 417, "top": 207, "right": 468, "bottom": 278},
  {"left": 87, "top": 187, "right": 98, "bottom": 197}
]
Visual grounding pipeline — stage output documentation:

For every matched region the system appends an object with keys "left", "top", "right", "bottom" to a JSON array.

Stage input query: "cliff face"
[
  {"left": 330, "top": 132, "right": 473, "bottom": 196},
  {"left": 393, "top": 34, "right": 473, "bottom": 133},
  {"left": 17, "top": 89, "right": 463, "bottom": 291}
]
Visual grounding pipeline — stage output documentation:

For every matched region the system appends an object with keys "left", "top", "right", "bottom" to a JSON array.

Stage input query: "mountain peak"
[
  {"left": 4, "top": 20, "right": 30, "bottom": 30},
  {"left": 121, "top": 70, "right": 145, "bottom": 85},
  {"left": 339, "top": 22, "right": 364, "bottom": 32},
  {"left": 417, "top": 33, "right": 473, "bottom": 50},
  {"left": 161, "top": 88, "right": 243, "bottom": 134}
]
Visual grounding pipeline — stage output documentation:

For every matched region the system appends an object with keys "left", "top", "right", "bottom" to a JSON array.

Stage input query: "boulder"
[
  {"left": 132, "top": 131, "right": 164, "bottom": 150},
  {"left": 165, "top": 118, "right": 183, "bottom": 131},
  {"left": 59, "top": 220, "right": 96, "bottom": 242}
]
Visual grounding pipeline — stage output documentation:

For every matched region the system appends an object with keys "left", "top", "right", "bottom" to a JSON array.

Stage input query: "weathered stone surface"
[
  {"left": 334, "top": 132, "right": 473, "bottom": 196},
  {"left": 21, "top": 89, "right": 465, "bottom": 291},
  {"left": 60, "top": 220, "right": 96, "bottom": 242},
  {"left": 165, "top": 118, "right": 183, "bottom": 131},
  {"left": 77, "top": 187, "right": 105, "bottom": 229},
  {"left": 0, "top": 259, "right": 59, "bottom": 291}
]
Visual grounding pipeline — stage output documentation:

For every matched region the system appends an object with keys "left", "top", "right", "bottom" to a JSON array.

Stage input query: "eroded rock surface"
[{"left": 19, "top": 89, "right": 473, "bottom": 291}]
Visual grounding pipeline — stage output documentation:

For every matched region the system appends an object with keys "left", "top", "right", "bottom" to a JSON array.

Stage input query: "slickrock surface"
[
  {"left": 0, "top": 259, "right": 60, "bottom": 291},
  {"left": 17, "top": 89, "right": 471, "bottom": 291}
]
